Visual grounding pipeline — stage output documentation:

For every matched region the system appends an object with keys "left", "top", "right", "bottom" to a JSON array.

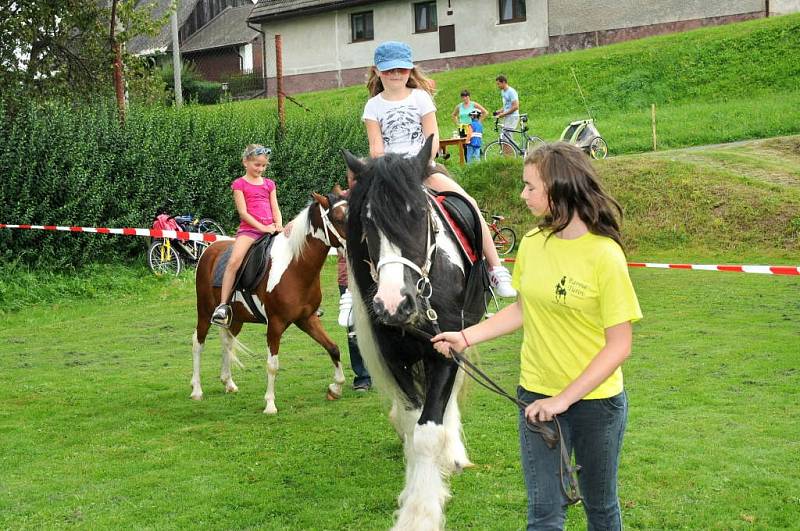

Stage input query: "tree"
[{"left": 0, "top": 0, "right": 169, "bottom": 105}]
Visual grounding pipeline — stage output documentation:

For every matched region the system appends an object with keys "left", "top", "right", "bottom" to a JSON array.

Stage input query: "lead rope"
[{"left": 412, "top": 296, "right": 583, "bottom": 507}]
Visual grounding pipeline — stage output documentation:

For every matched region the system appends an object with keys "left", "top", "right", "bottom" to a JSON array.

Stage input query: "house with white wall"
[{"left": 248, "top": 0, "right": 797, "bottom": 96}]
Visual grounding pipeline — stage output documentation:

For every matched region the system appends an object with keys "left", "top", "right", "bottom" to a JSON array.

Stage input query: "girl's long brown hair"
[
  {"left": 525, "top": 142, "right": 625, "bottom": 250},
  {"left": 366, "top": 66, "right": 436, "bottom": 97}
]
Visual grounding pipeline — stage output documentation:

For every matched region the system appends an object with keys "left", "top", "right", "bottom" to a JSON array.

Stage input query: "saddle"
[
  {"left": 428, "top": 190, "right": 484, "bottom": 266},
  {"left": 213, "top": 234, "right": 277, "bottom": 321},
  {"left": 427, "top": 190, "right": 489, "bottom": 326}
]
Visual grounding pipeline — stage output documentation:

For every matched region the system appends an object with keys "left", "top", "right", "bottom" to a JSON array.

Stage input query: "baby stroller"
[
  {"left": 561, "top": 68, "right": 609, "bottom": 160},
  {"left": 560, "top": 119, "right": 608, "bottom": 160}
]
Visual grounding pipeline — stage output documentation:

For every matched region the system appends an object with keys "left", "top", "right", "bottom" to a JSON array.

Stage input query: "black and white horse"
[{"left": 343, "top": 137, "right": 485, "bottom": 530}]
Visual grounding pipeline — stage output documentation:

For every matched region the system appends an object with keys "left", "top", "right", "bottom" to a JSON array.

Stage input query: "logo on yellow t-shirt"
[
  {"left": 554, "top": 275, "right": 590, "bottom": 305},
  {"left": 555, "top": 276, "right": 568, "bottom": 304}
]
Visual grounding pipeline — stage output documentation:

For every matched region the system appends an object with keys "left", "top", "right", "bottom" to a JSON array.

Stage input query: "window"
[
  {"left": 351, "top": 11, "right": 374, "bottom": 42},
  {"left": 414, "top": 2, "right": 438, "bottom": 33},
  {"left": 499, "top": 0, "right": 526, "bottom": 24}
]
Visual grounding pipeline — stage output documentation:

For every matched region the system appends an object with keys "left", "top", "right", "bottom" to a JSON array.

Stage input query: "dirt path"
[{"left": 640, "top": 135, "right": 800, "bottom": 189}]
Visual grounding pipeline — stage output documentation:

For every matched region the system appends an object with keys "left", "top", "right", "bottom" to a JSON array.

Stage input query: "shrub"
[{"left": 0, "top": 98, "right": 367, "bottom": 268}]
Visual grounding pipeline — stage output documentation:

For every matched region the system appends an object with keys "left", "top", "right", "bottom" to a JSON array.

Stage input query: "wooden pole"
[
  {"left": 651, "top": 103, "right": 657, "bottom": 152},
  {"left": 171, "top": 2, "right": 183, "bottom": 107},
  {"left": 110, "top": 0, "right": 126, "bottom": 124},
  {"left": 275, "top": 34, "right": 285, "bottom": 129}
]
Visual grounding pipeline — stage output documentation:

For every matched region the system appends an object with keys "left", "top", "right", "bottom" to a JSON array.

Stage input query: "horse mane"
[
  {"left": 348, "top": 153, "right": 428, "bottom": 251},
  {"left": 285, "top": 202, "right": 313, "bottom": 260}
]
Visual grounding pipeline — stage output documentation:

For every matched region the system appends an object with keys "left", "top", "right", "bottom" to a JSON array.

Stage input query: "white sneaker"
[
  {"left": 489, "top": 266, "right": 516, "bottom": 298},
  {"left": 338, "top": 289, "right": 353, "bottom": 327}
]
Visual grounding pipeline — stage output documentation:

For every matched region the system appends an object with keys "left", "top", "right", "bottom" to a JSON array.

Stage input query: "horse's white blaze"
[
  {"left": 190, "top": 330, "right": 204, "bottom": 400},
  {"left": 219, "top": 329, "right": 238, "bottom": 393},
  {"left": 264, "top": 352, "right": 279, "bottom": 414},
  {"left": 266, "top": 234, "right": 292, "bottom": 292},
  {"left": 350, "top": 274, "right": 403, "bottom": 400},
  {"left": 374, "top": 230, "right": 406, "bottom": 314},
  {"left": 394, "top": 422, "right": 449, "bottom": 531}
]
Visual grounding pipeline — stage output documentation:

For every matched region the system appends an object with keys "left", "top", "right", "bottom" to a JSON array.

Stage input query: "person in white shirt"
[{"left": 362, "top": 41, "right": 516, "bottom": 297}]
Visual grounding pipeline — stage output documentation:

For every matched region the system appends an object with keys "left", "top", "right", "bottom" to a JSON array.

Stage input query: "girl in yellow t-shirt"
[{"left": 432, "top": 142, "right": 642, "bottom": 530}]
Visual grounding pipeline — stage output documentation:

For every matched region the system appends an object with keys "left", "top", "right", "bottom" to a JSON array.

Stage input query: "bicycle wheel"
[
  {"left": 148, "top": 240, "right": 182, "bottom": 276},
  {"left": 493, "top": 227, "right": 517, "bottom": 255},
  {"left": 483, "top": 141, "right": 518, "bottom": 161},
  {"left": 198, "top": 218, "right": 226, "bottom": 236},
  {"left": 524, "top": 136, "right": 546, "bottom": 155},
  {"left": 589, "top": 137, "right": 609, "bottom": 160},
  {"left": 184, "top": 240, "right": 210, "bottom": 263}
]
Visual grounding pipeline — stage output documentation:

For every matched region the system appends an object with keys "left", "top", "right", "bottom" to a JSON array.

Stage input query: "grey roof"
[
  {"left": 127, "top": 0, "right": 199, "bottom": 55},
  {"left": 181, "top": 5, "right": 259, "bottom": 53},
  {"left": 249, "top": 0, "right": 389, "bottom": 23}
]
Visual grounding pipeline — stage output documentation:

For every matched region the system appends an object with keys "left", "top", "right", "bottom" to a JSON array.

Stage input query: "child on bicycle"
[
  {"left": 363, "top": 41, "right": 515, "bottom": 297},
  {"left": 211, "top": 144, "right": 282, "bottom": 327},
  {"left": 466, "top": 109, "right": 483, "bottom": 163}
]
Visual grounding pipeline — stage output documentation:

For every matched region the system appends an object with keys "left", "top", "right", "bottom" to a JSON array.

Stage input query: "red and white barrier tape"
[
  {"left": 501, "top": 257, "right": 799, "bottom": 276},
  {"left": 0, "top": 223, "right": 233, "bottom": 242},
  {"left": 3, "top": 224, "right": 798, "bottom": 275}
]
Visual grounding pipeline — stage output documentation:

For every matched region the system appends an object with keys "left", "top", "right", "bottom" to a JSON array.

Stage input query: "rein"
[{"left": 402, "top": 319, "right": 582, "bottom": 507}]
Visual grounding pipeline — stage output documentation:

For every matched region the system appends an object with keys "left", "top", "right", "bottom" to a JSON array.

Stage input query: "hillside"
[
  {"left": 453, "top": 135, "right": 800, "bottom": 262},
  {"left": 225, "top": 13, "right": 800, "bottom": 156}
]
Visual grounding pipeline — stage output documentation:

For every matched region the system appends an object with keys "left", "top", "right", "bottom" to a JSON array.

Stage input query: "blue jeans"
[
  {"left": 517, "top": 386, "right": 627, "bottom": 531},
  {"left": 339, "top": 285, "right": 371, "bottom": 387},
  {"left": 466, "top": 144, "right": 481, "bottom": 163}
]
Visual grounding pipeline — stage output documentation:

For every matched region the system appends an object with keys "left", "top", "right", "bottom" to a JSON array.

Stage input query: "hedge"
[{"left": 0, "top": 99, "right": 368, "bottom": 268}]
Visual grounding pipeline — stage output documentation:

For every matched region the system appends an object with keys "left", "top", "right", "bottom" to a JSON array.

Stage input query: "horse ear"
[
  {"left": 311, "top": 191, "right": 330, "bottom": 208},
  {"left": 417, "top": 135, "right": 434, "bottom": 173},
  {"left": 341, "top": 149, "right": 366, "bottom": 175},
  {"left": 332, "top": 183, "right": 344, "bottom": 197}
]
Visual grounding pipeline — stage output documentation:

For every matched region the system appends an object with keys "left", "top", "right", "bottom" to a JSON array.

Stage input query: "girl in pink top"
[{"left": 211, "top": 144, "right": 283, "bottom": 327}]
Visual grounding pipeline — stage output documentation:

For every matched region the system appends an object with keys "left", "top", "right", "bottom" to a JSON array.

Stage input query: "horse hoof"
[
  {"left": 326, "top": 389, "right": 341, "bottom": 401},
  {"left": 454, "top": 460, "right": 476, "bottom": 474},
  {"left": 224, "top": 383, "right": 238, "bottom": 393},
  {"left": 263, "top": 404, "right": 278, "bottom": 415},
  {"left": 190, "top": 392, "right": 203, "bottom": 401}
]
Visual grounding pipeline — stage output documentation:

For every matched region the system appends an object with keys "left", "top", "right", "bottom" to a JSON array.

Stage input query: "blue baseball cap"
[{"left": 374, "top": 41, "right": 414, "bottom": 72}]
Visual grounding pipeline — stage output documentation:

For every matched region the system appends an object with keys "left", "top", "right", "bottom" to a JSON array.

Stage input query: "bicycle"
[
  {"left": 482, "top": 113, "right": 545, "bottom": 161},
  {"left": 148, "top": 199, "right": 226, "bottom": 276},
  {"left": 482, "top": 210, "right": 517, "bottom": 255}
]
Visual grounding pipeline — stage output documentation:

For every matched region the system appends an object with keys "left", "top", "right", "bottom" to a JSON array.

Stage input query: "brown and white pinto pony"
[
  {"left": 191, "top": 188, "right": 347, "bottom": 414},
  {"left": 344, "top": 138, "right": 484, "bottom": 530}
]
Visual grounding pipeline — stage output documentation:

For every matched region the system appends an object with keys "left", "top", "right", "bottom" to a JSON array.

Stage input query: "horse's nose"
[{"left": 373, "top": 291, "right": 415, "bottom": 325}]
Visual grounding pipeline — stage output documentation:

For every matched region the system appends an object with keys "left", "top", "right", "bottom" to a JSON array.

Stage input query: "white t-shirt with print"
[{"left": 362, "top": 88, "right": 436, "bottom": 157}]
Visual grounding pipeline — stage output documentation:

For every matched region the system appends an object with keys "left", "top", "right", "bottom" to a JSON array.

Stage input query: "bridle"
[
  {"left": 317, "top": 198, "right": 347, "bottom": 249},
  {"left": 363, "top": 192, "right": 582, "bottom": 506}
]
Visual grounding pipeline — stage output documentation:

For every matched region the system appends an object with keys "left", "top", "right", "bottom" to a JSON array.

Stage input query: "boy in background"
[{"left": 466, "top": 109, "right": 483, "bottom": 163}]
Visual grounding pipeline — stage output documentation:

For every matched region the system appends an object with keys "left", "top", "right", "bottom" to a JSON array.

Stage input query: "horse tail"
[{"left": 219, "top": 329, "right": 256, "bottom": 370}]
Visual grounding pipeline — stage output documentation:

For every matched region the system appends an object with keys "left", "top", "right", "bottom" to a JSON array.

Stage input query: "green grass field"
[
  {"left": 2, "top": 12, "right": 800, "bottom": 529},
  {"left": 1, "top": 132, "right": 799, "bottom": 525},
  {"left": 1, "top": 257, "right": 798, "bottom": 529},
  {"left": 208, "top": 13, "right": 800, "bottom": 156}
]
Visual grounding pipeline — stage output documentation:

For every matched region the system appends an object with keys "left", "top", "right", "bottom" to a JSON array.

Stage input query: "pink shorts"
[{"left": 236, "top": 228, "right": 265, "bottom": 240}]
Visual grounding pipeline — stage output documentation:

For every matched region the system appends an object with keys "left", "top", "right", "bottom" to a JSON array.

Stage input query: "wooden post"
[
  {"left": 275, "top": 34, "right": 285, "bottom": 130},
  {"left": 110, "top": 0, "right": 126, "bottom": 123},
  {"left": 171, "top": 3, "right": 183, "bottom": 107},
  {"left": 651, "top": 103, "right": 657, "bottom": 152}
]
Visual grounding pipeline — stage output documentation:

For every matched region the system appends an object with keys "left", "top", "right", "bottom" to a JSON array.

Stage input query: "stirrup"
[{"left": 210, "top": 304, "right": 232, "bottom": 328}]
